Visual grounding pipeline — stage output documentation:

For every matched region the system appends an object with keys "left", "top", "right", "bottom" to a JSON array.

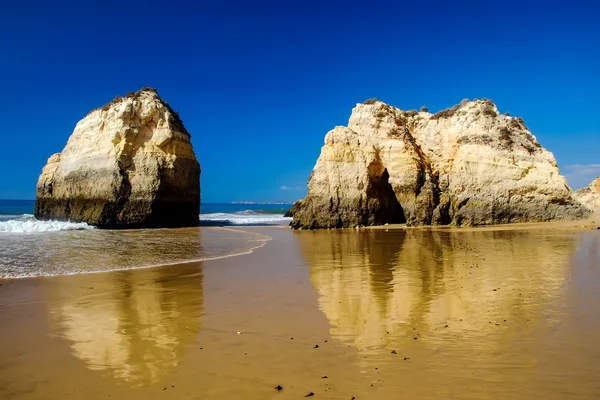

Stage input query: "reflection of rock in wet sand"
[
  {"left": 47, "top": 266, "right": 203, "bottom": 384},
  {"left": 297, "top": 229, "right": 576, "bottom": 354}
]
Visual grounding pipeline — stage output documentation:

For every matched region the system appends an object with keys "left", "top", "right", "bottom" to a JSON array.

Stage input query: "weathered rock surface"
[
  {"left": 292, "top": 99, "right": 589, "bottom": 229},
  {"left": 284, "top": 200, "right": 303, "bottom": 217},
  {"left": 575, "top": 177, "right": 600, "bottom": 210},
  {"left": 35, "top": 88, "right": 201, "bottom": 228}
]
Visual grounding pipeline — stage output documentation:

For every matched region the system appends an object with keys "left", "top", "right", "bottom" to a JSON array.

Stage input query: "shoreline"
[
  {"left": 288, "top": 210, "right": 599, "bottom": 233},
  {"left": 364, "top": 209, "right": 600, "bottom": 232},
  {"left": 0, "top": 226, "right": 274, "bottom": 281},
  {"left": 2, "top": 211, "right": 598, "bottom": 281}
]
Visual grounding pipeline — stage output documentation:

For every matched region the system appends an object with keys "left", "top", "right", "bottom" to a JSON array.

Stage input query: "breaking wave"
[
  {"left": 0, "top": 214, "right": 95, "bottom": 233},
  {"left": 200, "top": 210, "right": 291, "bottom": 226}
]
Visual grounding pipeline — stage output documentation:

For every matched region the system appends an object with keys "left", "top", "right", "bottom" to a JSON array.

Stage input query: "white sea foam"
[
  {"left": 0, "top": 209, "right": 290, "bottom": 233},
  {"left": 200, "top": 211, "right": 291, "bottom": 225},
  {"left": 0, "top": 214, "right": 94, "bottom": 233},
  {"left": 0, "top": 226, "right": 270, "bottom": 279}
]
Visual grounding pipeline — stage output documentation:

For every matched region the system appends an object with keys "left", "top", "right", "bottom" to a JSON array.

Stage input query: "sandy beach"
[
  {"left": 2, "top": 1, "right": 598, "bottom": 398},
  {"left": 1, "top": 221, "right": 600, "bottom": 399},
  {"left": 367, "top": 207, "right": 600, "bottom": 232}
]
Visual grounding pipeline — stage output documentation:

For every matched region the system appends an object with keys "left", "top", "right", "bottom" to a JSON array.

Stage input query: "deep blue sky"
[{"left": 1, "top": 0, "right": 598, "bottom": 201}]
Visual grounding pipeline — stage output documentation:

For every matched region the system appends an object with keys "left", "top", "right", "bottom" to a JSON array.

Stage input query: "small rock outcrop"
[
  {"left": 575, "top": 177, "right": 600, "bottom": 210},
  {"left": 284, "top": 200, "right": 303, "bottom": 217},
  {"left": 35, "top": 88, "right": 201, "bottom": 228},
  {"left": 292, "top": 99, "right": 589, "bottom": 229}
]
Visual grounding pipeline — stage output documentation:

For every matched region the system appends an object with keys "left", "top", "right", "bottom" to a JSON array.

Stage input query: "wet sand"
[
  {"left": 368, "top": 208, "right": 600, "bottom": 232},
  {"left": 1, "top": 224, "right": 600, "bottom": 399},
  {"left": 0, "top": 226, "right": 271, "bottom": 278}
]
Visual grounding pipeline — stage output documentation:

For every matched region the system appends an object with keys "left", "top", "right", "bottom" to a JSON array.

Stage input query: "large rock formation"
[
  {"left": 35, "top": 88, "right": 200, "bottom": 228},
  {"left": 575, "top": 177, "right": 600, "bottom": 210},
  {"left": 292, "top": 99, "right": 589, "bottom": 229}
]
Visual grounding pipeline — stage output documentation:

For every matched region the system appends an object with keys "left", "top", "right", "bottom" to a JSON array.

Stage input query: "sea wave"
[
  {"left": 0, "top": 214, "right": 95, "bottom": 233},
  {"left": 0, "top": 226, "right": 270, "bottom": 279},
  {"left": 0, "top": 208, "right": 290, "bottom": 233},
  {"left": 200, "top": 211, "right": 291, "bottom": 226}
]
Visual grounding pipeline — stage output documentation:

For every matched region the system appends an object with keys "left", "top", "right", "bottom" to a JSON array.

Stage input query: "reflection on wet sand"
[
  {"left": 301, "top": 229, "right": 573, "bottom": 350},
  {"left": 1, "top": 227, "right": 599, "bottom": 399},
  {"left": 297, "top": 228, "right": 600, "bottom": 398},
  {"left": 47, "top": 266, "right": 203, "bottom": 385}
]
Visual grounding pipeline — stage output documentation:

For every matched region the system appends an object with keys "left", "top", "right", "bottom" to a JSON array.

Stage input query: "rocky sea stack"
[
  {"left": 35, "top": 88, "right": 201, "bottom": 228},
  {"left": 292, "top": 99, "right": 589, "bottom": 229},
  {"left": 575, "top": 177, "right": 600, "bottom": 210}
]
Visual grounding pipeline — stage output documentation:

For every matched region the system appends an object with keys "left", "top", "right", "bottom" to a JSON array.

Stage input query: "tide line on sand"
[{"left": 0, "top": 227, "right": 273, "bottom": 280}]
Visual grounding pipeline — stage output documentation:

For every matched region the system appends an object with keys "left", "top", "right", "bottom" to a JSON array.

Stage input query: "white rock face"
[
  {"left": 35, "top": 88, "right": 201, "bottom": 227},
  {"left": 575, "top": 177, "right": 600, "bottom": 210},
  {"left": 292, "top": 99, "right": 589, "bottom": 228}
]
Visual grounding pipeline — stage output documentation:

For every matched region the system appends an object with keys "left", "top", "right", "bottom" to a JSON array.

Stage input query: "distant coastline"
[{"left": 230, "top": 201, "right": 296, "bottom": 205}]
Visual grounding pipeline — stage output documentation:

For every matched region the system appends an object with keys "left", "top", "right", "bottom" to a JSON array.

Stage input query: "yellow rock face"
[
  {"left": 35, "top": 88, "right": 201, "bottom": 227},
  {"left": 575, "top": 177, "right": 600, "bottom": 210},
  {"left": 292, "top": 99, "right": 589, "bottom": 228}
]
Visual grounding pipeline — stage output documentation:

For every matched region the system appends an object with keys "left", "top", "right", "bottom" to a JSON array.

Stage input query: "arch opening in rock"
[{"left": 366, "top": 160, "right": 406, "bottom": 225}]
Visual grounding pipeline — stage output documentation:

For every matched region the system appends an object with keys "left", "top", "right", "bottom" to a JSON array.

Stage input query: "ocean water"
[
  {"left": 0, "top": 200, "right": 292, "bottom": 278},
  {"left": 0, "top": 200, "right": 292, "bottom": 230}
]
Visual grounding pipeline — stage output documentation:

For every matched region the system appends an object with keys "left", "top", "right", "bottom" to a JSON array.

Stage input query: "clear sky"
[{"left": 0, "top": 0, "right": 598, "bottom": 202}]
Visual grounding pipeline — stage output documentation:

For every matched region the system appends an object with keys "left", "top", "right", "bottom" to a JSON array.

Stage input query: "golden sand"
[
  {"left": 367, "top": 207, "right": 600, "bottom": 232},
  {"left": 1, "top": 222, "right": 599, "bottom": 399}
]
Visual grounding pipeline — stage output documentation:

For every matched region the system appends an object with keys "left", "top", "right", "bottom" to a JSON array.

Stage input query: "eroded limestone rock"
[
  {"left": 35, "top": 88, "right": 200, "bottom": 228},
  {"left": 292, "top": 99, "right": 588, "bottom": 228},
  {"left": 575, "top": 177, "right": 600, "bottom": 210},
  {"left": 284, "top": 200, "right": 304, "bottom": 218}
]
